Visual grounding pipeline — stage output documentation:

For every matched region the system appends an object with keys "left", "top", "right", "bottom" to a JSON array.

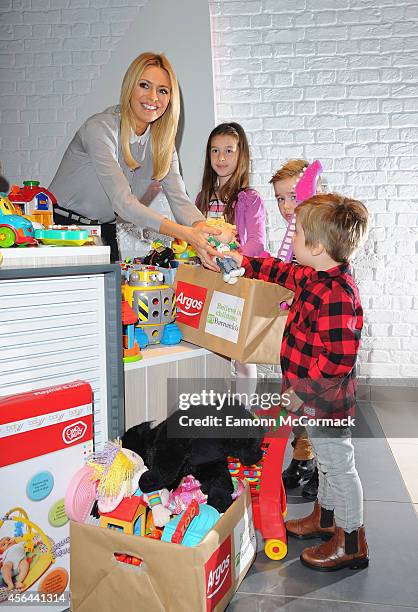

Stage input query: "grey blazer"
[{"left": 49, "top": 105, "right": 204, "bottom": 229}]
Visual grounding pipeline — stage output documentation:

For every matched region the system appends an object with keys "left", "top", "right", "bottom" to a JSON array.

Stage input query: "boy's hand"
[
  {"left": 281, "top": 387, "right": 303, "bottom": 413},
  {"left": 225, "top": 250, "right": 244, "bottom": 267}
]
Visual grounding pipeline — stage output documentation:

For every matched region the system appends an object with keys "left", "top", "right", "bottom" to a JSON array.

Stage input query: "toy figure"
[
  {"left": 206, "top": 217, "right": 245, "bottom": 284},
  {"left": 87, "top": 441, "right": 146, "bottom": 513},
  {"left": 142, "top": 240, "right": 175, "bottom": 268},
  {"left": 0, "top": 537, "right": 29, "bottom": 591}
]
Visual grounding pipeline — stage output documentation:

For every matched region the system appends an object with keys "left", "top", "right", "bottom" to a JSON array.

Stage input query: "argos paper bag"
[{"left": 174, "top": 265, "right": 293, "bottom": 364}]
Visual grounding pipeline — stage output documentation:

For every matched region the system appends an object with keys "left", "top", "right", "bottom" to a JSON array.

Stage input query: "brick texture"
[
  {"left": 209, "top": 0, "right": 418, "bottom": 378},
  {"left": 0, "top": 0, "right": 149, "bottom": 184},
  {"left": 0, "top": 0, "right": 417, "bottom": 378}
]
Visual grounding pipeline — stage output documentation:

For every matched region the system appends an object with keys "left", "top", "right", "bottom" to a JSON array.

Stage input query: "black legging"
[{"left": 53, "top": 212, "right": 120, "bottom": 262}]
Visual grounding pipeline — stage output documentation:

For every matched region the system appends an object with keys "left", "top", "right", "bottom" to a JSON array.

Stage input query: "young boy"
[
  {"left": 270, "top": 159, "right": 322, "bottom": 499},
  {"left": 229, "top": 193, "right": 369, "bottom": 571}
]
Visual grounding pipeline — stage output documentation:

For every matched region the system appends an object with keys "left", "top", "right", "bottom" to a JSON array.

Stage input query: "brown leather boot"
[
  {"left": 285, "top": 501, "right": 335, "bottom": 540},
  {"left": 300, "top": 525, "right": 369, "bottom": 571}
]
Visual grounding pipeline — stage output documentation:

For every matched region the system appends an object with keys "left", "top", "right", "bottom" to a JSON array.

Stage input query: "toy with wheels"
[
  {"left": 0, "top": 193, "right": 37, "bottom": 248},
  {"left": 228, "top": 408, "right": 292, "bottom": 560},
  {"left": 0, "top": 507, "right": 54, "bottom": 592}
]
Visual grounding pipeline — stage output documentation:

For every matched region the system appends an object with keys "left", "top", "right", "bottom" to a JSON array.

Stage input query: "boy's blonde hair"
[
  {"left": 119, "top": 52, "right": 180, "bottom": 179},
  {"left": 269, "top": 159, "right": 308, "bottom": 184},
  {"left": 296, "top": 193, "right": 369, "bottom": 263}
]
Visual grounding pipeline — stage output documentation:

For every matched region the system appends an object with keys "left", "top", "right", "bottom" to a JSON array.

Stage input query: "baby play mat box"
[
  {"left": 175, "top": 265, "right": 293, "bottom": 364},
  {"left": 70, "top": 483, "right": 255, "bottom": 612},
  {"left": 0, "top": 381, "right": 93, "bottom": 610}
]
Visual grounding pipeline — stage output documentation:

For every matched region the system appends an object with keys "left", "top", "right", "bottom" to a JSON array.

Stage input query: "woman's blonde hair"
[
  {"left": 119, "top": 52, "right": 180, "bottom": 180},
  {"left": 296, "top": 193, "right": 369, "bottom": 263}
]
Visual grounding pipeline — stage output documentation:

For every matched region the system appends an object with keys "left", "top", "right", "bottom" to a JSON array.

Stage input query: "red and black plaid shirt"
[{"left": 242, "top": 256, "right": 363, "bottom": 418}]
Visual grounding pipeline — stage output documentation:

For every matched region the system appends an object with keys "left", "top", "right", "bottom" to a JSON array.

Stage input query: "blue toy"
[{"left": 161, "top": 504, "right": 220, "bottom": 547}]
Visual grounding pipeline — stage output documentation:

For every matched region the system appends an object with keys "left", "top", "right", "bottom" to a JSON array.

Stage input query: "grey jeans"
[{"left": 306, "top": 425, "right": 363, "bottom": 532}]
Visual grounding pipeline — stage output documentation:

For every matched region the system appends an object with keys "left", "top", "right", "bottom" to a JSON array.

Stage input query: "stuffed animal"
[
  {"left": 206, "top": 217, "right": 245, "bottom": 284},
  {"left": 87, "top": 441, "right": 171, "bottom": 526},
  {"left": 122, "top": 402, "right": 264, "bottom": 514}
]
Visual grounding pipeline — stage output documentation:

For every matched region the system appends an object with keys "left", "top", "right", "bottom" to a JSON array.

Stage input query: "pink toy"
[
  {"left": 231, "top": 477, "right": 245, "bottom": 500},
  {"left": 64, "top": 465, "right": 98, "bottom": 523},
  {"left": 166, "top": 475, "right": 208, "bottom": 514},
  {"left": 277, "top": 160, "right": 323, "bottom": 262}
]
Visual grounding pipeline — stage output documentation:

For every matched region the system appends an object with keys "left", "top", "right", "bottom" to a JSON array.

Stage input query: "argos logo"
[
  {"left": 205, "top": 537, "right": 232, "bottom": 610},
  {"left": 176, "top": 282, "right": 207, "bottom": 329},
  {"left": 62, "top": 421, "right": 88, "bottom": 445}
]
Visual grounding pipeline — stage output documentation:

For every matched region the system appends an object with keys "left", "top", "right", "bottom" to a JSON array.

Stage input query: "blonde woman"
[{"left": 50, "top": 52, "right": 220, "bottom": 263}]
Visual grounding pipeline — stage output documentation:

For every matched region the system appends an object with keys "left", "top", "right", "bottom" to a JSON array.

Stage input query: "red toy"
[
  {"left": 8, "top": 180, "right": 57, "bottom": 228},
  {"left": 114, "top": 553, "right": 142, "bottom": 567},
  {"left": 171, "top": 499, "right": 199, "bottom": 544},
  {"left": 228, "top": 408, "right": 293, "bottom": 560}
]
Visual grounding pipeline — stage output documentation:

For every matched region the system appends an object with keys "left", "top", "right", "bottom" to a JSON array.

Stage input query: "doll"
[
  {"left": 87, "top": 441, "right": 171, "bottom": 526},
  {"left": 206, "top": 217, "right": 245, "bottom": 284}
]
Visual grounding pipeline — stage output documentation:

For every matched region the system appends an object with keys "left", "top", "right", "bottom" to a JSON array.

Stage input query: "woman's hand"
[{"left": 187, "top": 222, "right": 223, "bottom": 271}]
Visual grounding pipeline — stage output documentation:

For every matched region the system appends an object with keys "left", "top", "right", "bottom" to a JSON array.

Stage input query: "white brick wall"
[
  {"left": 1, "top": 0, "right": 417, "bottom": 379},
  {"left": 0, "top": 0, "right": 149, "bottom": 184},
  {"left": 209, "top": 0, "right": 418, "bottom": 379}
]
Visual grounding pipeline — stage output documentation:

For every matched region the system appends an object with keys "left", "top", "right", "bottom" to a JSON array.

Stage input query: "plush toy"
[
  {"left": 165, "top": 475, "right": 208, "bottom": 514},
  {"left": 206, "top": 217, "right": 245, "bottom": 284},
  {"left": 87, "top": 442, "right": 146, "bottom": 513},
  {"left": 87, "top": 441, "right": 171, "bottom": 526},
  {"left": 122, "top": 402, "right": 264, "bottom": 514}
]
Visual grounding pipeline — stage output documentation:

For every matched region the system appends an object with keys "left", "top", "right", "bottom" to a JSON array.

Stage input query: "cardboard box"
[
  {"left": 70, "top": 484, "right": 256, "bottom": 612},
  {"left": 0, "top": 381, "right": 93, "bottom": 610},
  {"left": 175, "top": 265, "right": 293, "bottom": 364}
]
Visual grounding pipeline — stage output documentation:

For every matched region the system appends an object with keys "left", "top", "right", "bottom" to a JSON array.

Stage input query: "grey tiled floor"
[{"left": 227, "top": 402, "right": 418, "bottom": 611}]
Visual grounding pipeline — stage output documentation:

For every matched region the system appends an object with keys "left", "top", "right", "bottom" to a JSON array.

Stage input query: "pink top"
[{"left": 196, "top": 188, "right": 269, "bottom": 257}]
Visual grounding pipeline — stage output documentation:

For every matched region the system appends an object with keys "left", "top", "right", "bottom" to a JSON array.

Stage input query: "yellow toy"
[
  {"left": 99, "top": 496, "right": 146, "bottom": 536},
  {"left": 87, "top": 441, "right": 147, "bottom": 514},
  {"left": 171, "top": 239, "right": 197, "bottom": 260}
]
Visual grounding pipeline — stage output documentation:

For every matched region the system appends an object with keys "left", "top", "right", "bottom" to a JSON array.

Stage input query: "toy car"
[{"left": 0, "top": 193, "right": 36, "bottom": 248}]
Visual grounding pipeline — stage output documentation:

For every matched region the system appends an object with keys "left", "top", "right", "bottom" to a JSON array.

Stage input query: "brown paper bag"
[
  {"left": 174, "top": 265, "right": 293, "bottom": 364},
  {"left": 70, "top": 485, "right": 256, "bottom": 612}
]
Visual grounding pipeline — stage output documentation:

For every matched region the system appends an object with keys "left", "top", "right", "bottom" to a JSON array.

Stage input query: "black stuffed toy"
[{"left": 122, "top": 402, "right": 264, "bottom": 513}]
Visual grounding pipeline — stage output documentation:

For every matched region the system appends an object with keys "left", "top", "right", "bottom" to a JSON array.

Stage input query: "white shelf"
[
  {"left": 0, "top": 245, "right": 110, "bottom": 268},
  {"left": 124, "top": 340, "right": 210, "bottom": 370}
]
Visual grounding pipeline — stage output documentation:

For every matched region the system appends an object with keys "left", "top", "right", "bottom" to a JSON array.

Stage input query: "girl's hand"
[
  {"left": 187, "top": 222, "right": 223, "bottom": 271},
  {"left": 141, "top": 180, "right": 163, "bottom": 206}
]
